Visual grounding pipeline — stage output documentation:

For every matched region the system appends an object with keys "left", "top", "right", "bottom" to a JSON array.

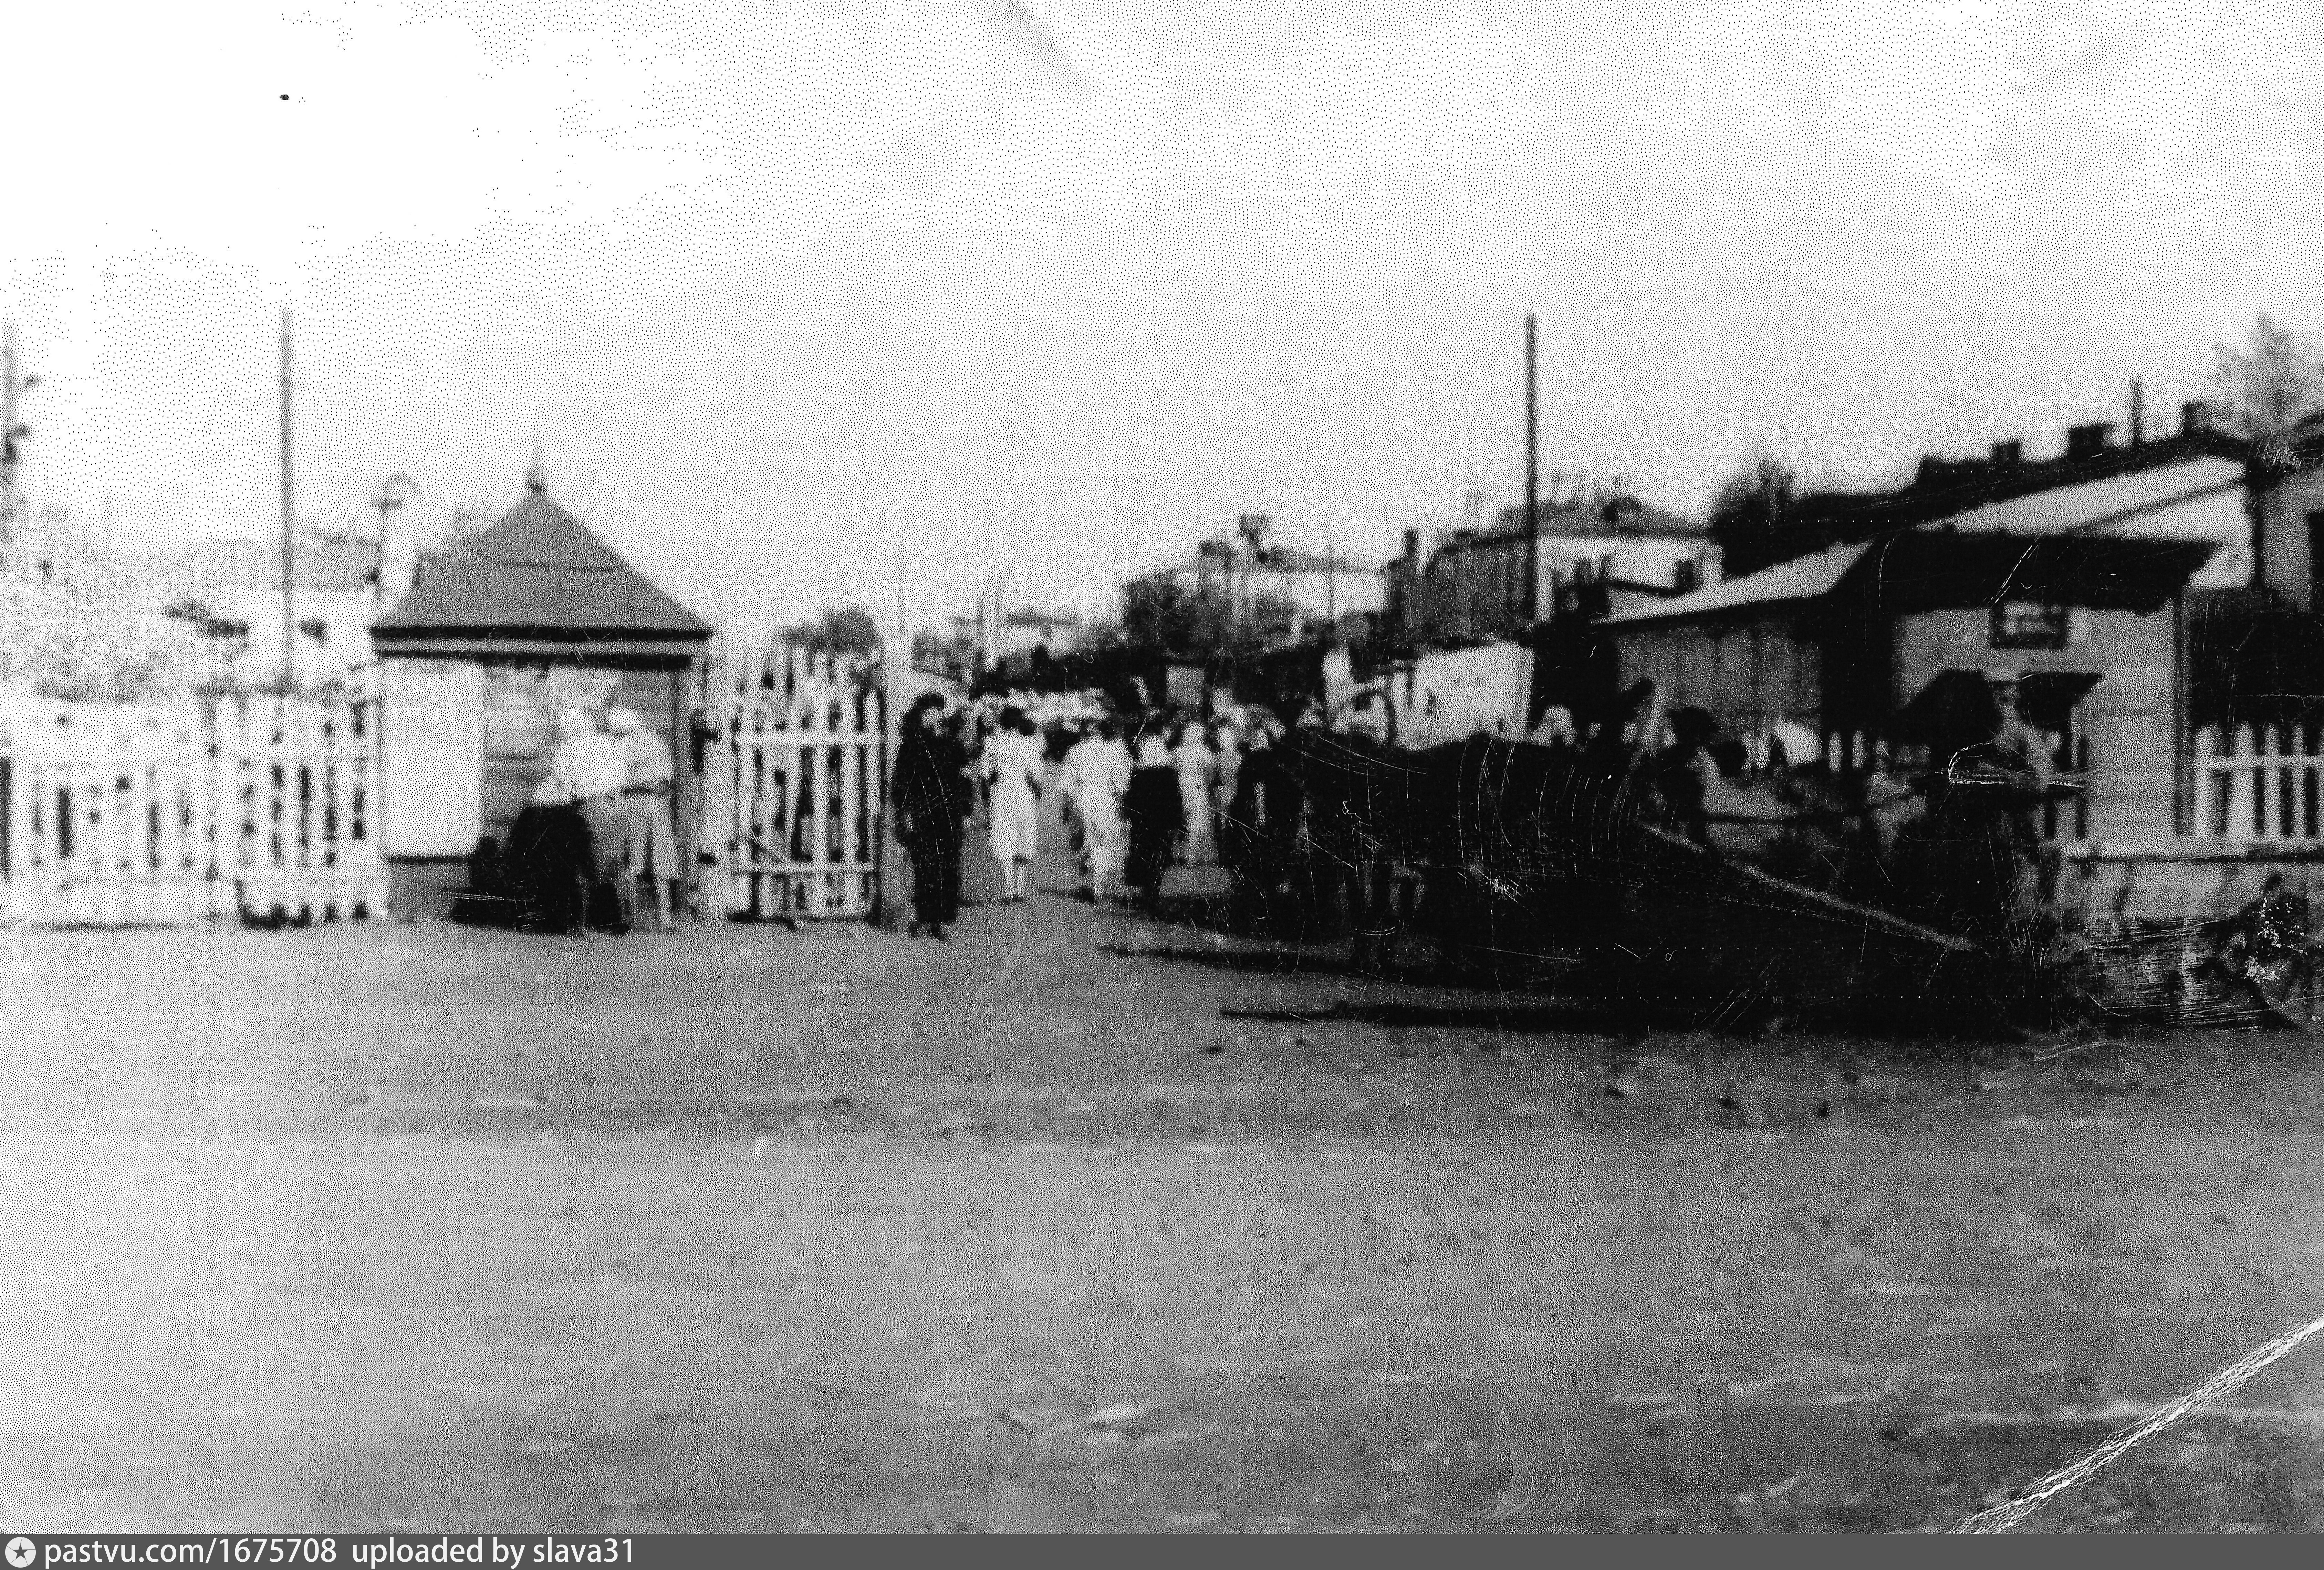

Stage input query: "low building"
[
  {"left": 1387, "top": 492, "right": 1713, "bottom": 648},
  {"left": 369, "top": 464, "right": 712, "bottom": 917},
  {"left": 135, "top": 530, "right": 390, "bottom": 688},
  {"left": 1145, "top": 532, "right": 1385, "bottom": 637},
  {"left": 1584, "top": 422, "right": 2317, "bottom": 919}
]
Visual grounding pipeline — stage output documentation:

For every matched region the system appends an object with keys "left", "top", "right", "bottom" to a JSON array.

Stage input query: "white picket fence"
[
  {"left": 698, "top": 643, "right": 887, "bottom": 920},
  {"left": 0, "top": 691, "right": 387, "bottom": 927},
  {"left": 2193, "top": 724, "right": 2324, "bottom": 846}
]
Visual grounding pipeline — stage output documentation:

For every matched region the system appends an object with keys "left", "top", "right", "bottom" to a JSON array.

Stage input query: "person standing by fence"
[
  {"left": 982, "top": 704, "right": 1046, "bottom": 905},
  {"left": 606, "top": 704, "right": 681, "bottom": 932},
  {"left": 892, "top": 694, "right": 966, "bottom": 940},
  {"left": 530, "top": 704, "right": 634, "bottom": 933}
]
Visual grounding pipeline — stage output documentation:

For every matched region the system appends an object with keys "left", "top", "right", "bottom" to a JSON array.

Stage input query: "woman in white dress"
[
  {"left": 982, "top": 706, "right": 1046, "bottom": 904},
  {"left": 1173, "top": 719, "right": 1219, "bottom": 867},
  {"left": 1209, "top": 717, "right": 1243, "bottom": 840}
]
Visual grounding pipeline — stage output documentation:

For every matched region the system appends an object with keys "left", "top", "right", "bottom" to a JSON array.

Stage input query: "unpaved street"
[{"left": 8, "top": 821, "right": 2324, "bottom": 1532}]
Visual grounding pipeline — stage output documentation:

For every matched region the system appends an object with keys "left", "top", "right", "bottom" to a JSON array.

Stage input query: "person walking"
[
  {"left": 1173, "top": 718, "right": 1219, "bottom": 867},
  {"left": 531, "top": 704, "right": 634, "bottom": 933},
  {"left": 892, "top": 694, "right": 966, "bottom": 939},
  {"left": 1062, "top": 718, "right": 1133, "bottom": 902},
  {"left": 982, "top": 704, "right": 1046, "bottom": 905},
  {"left": 1224, "top": 725, "right": 1305, "bottom": 934},
  {"left": 1210, "top": 716, "right": 1243, "bottom": 837},
  {"left": 606, "top": 704, "right": 681, "bottom": 931},
  {"left": 1124, "top": 731, "right": 1182, "bottom": 914}
]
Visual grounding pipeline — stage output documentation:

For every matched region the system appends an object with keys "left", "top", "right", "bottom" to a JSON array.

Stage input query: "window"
[
  {"left": 1990, "top": 601, "right": 2069, "bottom": 651},
  {"left": 2309, "top": 511, "right": 2324, "bottom": 610},
  {"left": 300, "top": 618, "right": 329, "bottom": 646}
]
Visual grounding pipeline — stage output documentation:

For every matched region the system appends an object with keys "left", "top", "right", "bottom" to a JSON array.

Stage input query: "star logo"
[{"left": 5, "top": 1537, "right": 35, "bottom": 1569}]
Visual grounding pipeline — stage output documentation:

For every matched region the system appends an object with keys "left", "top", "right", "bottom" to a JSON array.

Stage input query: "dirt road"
[{"left": 6, "top": 815, "right": 2324, "bottom": 1531}]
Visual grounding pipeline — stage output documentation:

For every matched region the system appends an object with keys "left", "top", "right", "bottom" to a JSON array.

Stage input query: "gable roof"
[
  {"left": 373, "top": 482, "right": 710, "bottom": 642},
  {"left": 1602, "top": 542, "right": 1872, "bottom": 626},
  {"left": 1785, "top": 430, "right": 2248, "bottom": 545},
  {"left": 1910, "top": 456, "right": 2244, "bottom": 542}
]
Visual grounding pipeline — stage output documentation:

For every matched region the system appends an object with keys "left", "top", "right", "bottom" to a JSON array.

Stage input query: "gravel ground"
[{"left": 7, "top": 798, "right": 2324, "bottom": 1532}]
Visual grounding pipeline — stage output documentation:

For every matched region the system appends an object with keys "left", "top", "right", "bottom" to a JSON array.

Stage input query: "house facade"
[
  {"left": 1148, "top": 533, "right": 1386, "bottom": 636},
  {"left": 136, "top": 530, "right": 397, "bottom": 689},
  {"left": 1387, "top": 493, "right": 1713, "bottom": 648}
]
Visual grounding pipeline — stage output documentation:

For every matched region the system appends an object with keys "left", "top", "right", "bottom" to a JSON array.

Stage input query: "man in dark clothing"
[
  {"left": 1223, "top": 729, "right": 1305, "bottom": 934},
  {"left": 892, "top": 694, "right": 969, "bottom": 939}
]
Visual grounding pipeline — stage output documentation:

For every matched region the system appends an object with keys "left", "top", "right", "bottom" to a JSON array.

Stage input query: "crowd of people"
[{"left": 889, "top": 694, "right": 1310, "bottom": 939}]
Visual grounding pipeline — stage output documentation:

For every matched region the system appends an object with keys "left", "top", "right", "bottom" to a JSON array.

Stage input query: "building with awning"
[{"left": 369, "top": 462, "right": 712, "bottom": 916}]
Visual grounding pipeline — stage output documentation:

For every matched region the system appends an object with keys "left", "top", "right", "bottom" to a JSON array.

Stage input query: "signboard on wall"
[{"left": 381, "top": 659, "right": 486, "bottom": 858}]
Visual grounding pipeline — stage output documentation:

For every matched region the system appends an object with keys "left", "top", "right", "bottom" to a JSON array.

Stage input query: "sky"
[{"left": 7, "top": 0, "right": 2324, "bottom": 632}]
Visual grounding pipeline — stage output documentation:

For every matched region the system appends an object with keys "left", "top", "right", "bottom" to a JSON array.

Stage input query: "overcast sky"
[{"left": 8, "top": 0, "right": 2323, "bottom": 630}]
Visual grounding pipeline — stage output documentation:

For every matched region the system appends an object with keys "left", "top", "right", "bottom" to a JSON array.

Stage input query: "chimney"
[
  {"left": 1989, "top": 439, "right": 2023, "bottom": 468},
  {"left": 2182, "top": 400, "right": 2214, "bottom": 437},
  {"left": 2064, "top": 421, "right": 2115, "bottom": 461},
  {"left": 1402, "top": 528, "right": 1419, "bottom": 565}
]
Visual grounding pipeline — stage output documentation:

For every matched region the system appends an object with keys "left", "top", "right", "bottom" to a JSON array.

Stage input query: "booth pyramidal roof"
[{"left": 374, "top": 465, "right": 710, "bottom": 643}]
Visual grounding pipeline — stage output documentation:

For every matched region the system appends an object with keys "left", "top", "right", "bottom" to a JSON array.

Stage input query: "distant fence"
[
  {"left": 2193, "top": 724, "right": 2324, "bottom": 846},
  {"left": 1816, "top": 727, "right": 2088, "bottom": 842},
  {"left": 0, "top": 691, "right": 386, "bottom": 927},
  {"left": 698, "top": 643, "right": 887, "bottom": 921}
]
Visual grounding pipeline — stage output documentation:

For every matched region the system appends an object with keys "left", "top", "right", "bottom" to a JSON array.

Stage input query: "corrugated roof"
[
  {"left": 373, "top": 484, "right": 710, "bottom": 640},
  {"left": 1601, "top": 542, "right": 1872, "bottom": 626}
]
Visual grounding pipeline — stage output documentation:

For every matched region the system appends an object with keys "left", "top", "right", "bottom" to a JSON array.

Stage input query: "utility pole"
[
  {"left": 1523, "top": 313, "right": 1540, "bottom": 626},
  {"left": 279, "top": 307, "right": 298, "bottom": 690},
  {"left": 2129, "top": 377, "right": 2146, "bottom": 448}
]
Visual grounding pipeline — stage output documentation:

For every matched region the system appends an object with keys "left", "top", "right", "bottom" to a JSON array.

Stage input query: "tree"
[
  {"left": 2211, "top": 315, "right": 2324, "bottom": 465},
  {"left": 785, "top": 605, "right": 883, "bottom": 659},
  {"left": 0, "top": 521, "right": 205, "bottom": 701},
  {"left": 1121, "top": 575, "right": 1196, "bottom": 653},
  {"left": 1706, "top": 454, "right": 1803, "bottom": 579}
]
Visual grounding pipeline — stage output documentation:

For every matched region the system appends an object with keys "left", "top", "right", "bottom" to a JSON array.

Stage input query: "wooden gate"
[
  {"left": 698, "top": 643, "right": 886, "bottom": 920},
  {"left": 0, "top": 690, "right": 388, "bottom": 927}
]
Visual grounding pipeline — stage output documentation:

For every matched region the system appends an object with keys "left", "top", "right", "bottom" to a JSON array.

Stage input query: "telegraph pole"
[
  {"left": 279, "top": 307, "right": 298, "bottom": 689},
  {"left": 1522, "top": 313, "right": 1540, "bottom": 625}
]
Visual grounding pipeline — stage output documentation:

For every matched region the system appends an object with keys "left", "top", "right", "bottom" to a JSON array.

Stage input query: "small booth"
[{"left": 370, "top": 464, "right": 712, "bottom": 919}]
